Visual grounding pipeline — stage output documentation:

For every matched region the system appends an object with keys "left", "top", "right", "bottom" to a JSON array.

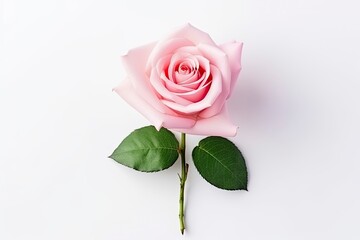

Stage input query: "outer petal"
[
  {"left": 167, "top": 23, "right": 217, "bottom": 46},
  {"left": 220, "top": 41, "right": 243, "bottom": 97},
  {"left": 121, "top": 42, "right": 173, "bottom": 115},
  {"left": 173, "top": 106, "right": 238, "bottom": 136},
  {"left": 114, "top": 79, "right": 196, "bottom": 130}
]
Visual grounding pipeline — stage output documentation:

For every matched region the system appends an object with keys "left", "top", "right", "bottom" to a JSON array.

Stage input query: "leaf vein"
[{"left": 198, "top": 145, "right": 245, "bottom": 186}]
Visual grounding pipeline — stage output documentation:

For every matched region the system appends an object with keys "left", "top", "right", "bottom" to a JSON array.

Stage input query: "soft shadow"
[{"left": 228, "top": 70, "right": 298, "bottom": 141}]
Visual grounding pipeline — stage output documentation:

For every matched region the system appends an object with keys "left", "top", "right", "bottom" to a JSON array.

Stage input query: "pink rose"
[{"left": 114, "top": 24, "right": 243, "bottom": 136}]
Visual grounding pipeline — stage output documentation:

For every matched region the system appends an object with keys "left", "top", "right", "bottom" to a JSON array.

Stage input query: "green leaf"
[
  {"left": 110, "top": 126, "right": 179, "bottom": 172},
  {"left": 192, "top": 137, "right": 248, "bottom": 190}
]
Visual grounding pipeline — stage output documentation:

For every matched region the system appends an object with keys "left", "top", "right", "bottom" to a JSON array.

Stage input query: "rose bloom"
[{"left": 114, "top": 24, "right": 243, "bottom": 136}]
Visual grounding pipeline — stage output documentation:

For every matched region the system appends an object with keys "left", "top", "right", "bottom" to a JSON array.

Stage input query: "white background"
[{"left": 1, "top": 0, "right": 360, "bottom": 239}]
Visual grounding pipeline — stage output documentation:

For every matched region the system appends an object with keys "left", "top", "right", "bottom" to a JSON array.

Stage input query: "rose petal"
[
  {"left": 156, "top": 54, "right": 194, "bottom": 86},
  {"left": 175, "top": 80, "right": 211, "bottom": 102},
  {"left": 161, "top": 65, "right": 222, "bottom": 114},
  {"left": 175, "top": 55, "right": 210, "bottom": 88},
  {"left": 192, "top": 55, "right": 210, "bottom": 86},
  {"left": 160, "top": 72, "right": 193, "bottom": 93},
  {"left": 114, "top": 79, "right": 196, "bottom": 130},
  {"left": 168, "top": 23, "right": 217, "bottom": 46},
  {"left": 175, "top": 70, "right": 197, "bottom": 83},
  {"left": 156, "top": 54, "right": 172, "bottom": 76},
  {"left": 150, "top": 68, "right": 193, "bottom": 105},
  {"left": 146, "top": 38, "right": 193, "bottom": 74},
  {"left": 197, "top": 43, "right": 232, "bottom": 118},
  {"left": 180, "top": 71, "right": 206, "bottom": 90},
  {"left": 197, "top": 43, "right": 231, "bottom": 96},
  {"left": 173, "top": 105, "right": 238, "bottom": 136},
  {"left": 175, "top": 46, "right": 201, "bottom": 55},
  {"left": 220, "top": 41, "right": 243, "bottom": 97},
  {"left": 121, "top": 42, "right": 173, "bottom": 115},
  {"left": 168, "top": 52, "right": 197, "bottom": 83}
]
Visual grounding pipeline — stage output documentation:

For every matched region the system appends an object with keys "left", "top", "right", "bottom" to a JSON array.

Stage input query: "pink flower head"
[{"left": 114, "top": 24, "right": 243, "bottom": 136}]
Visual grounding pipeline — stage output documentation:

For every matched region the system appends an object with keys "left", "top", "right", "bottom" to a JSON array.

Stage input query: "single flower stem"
[{"left": 179, "top": 132, "right": 188, "bottom": 235}]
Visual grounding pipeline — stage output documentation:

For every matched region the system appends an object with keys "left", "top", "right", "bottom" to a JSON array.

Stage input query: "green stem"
[{"left": 179, "top": 133, "right": 188, "bottom": 235}]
